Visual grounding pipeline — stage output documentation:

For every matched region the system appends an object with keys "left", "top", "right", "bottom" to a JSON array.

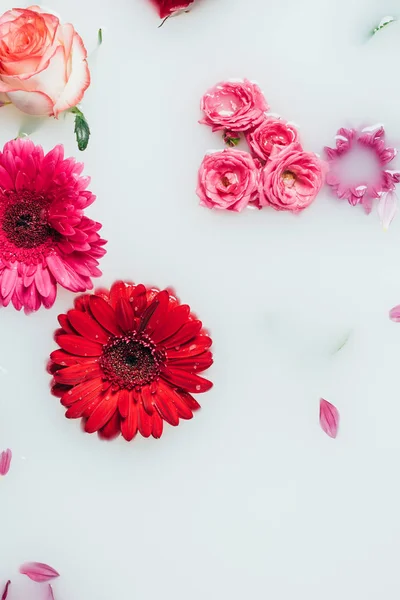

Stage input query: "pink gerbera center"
[
  {"left": 0, "top": 190, "right": 56, "bottom": 260},
  {"left": 99, "top": 333, "right": 166, "bottom": 389}
]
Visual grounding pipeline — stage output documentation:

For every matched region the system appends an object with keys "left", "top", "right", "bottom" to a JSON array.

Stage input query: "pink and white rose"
[
  {"left": 200, "top": 79, "right": 269, "bottom": 133},
  {"left": 197, "top": 149, "right": 259, "bottom": 212},
  {"left": 0, "top": 6, "right": 90, "bottom": 117},
  {"left": 259, "top": 144, "right": 326, "bottom": 212},
  {"left": 246, "top": 117, "right": 299, "bottom": 162}
]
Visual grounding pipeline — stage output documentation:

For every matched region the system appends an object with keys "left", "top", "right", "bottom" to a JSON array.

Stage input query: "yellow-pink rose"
[{"left": 0, "top": 6, "right": 90, "bottom": 117}]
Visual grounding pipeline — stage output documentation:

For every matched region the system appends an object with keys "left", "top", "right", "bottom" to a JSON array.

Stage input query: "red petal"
[
  {"left": 67, "top": 309, "right": 109, "bottom": 344},
  {"left": 144, "top": 290, "right": 170, "bottom": 334},
  {"left": 61, "top": 378, "right": 104, "bottom": 408},
  {"left": 161, "top": 366, "right": 213, "bottom": 393},
  {"left": 115, "top": 298, "right": 136, "bottom": 332},
  {"left": 85, "top": 391, "right": 119, "bottom": 433},
  {"left": 167, "top": 336, "right": 212, "bottom": 359},
  {"left": 66, "top": 392, "right": 104, "bottom": 419},
  {"left": 151, "top": 411, "right": 163, "bottom": 438},
  {"left": 319, "top": 398, "right": 339, "bottom": 438},
  {"left": 109, "top": 280, "right": 129, "bottom": 307},
  {"left": 99, "top": 410, "right": 121, "bottom": 440},
  {"left": 138, "top": 298, "right": 160, "bottom": 333},
  {"left": 19, "top": 562, "right": 59, "bottom": 583},
  {"left": 54, "top": 362, "right": 101, "bottom": 385},
  {"left": 179, "top": 392, "right": 201, "bottom": 411},
  {"left": 50, "top": 350, "right": 81, "bottom": 366},
  {"left": 121, "top": 401, "right": 138, "bottom": 441},
  {"left": 118, "top": 388, "right": 131, "bottom": 418},
  {"left": 169, "top": 351, "right": 213, "bottom": 373},
  {"left": 89, "top": 296, "right": 121, "bottom": 336},
  {"left": 138, "top": 400, "right": 152, "bottom": 437},
  {"left": 57, "top": 313, "right": 75, "bottom": 333},
  {"left": 130, "top": 284, "right": 147, "bottom": 316},
  {"left": 56, "top": 335, "right": 102, "bottom": 357},
  {"left": 158, "top": 381, "right": 193, "bottom": 420},
  {"left": 141, "top": 385, "right": 155, "bottom": 415},
  {"left": 151, "top": 305, "right": 190, "bottom": 344},
  {"left": 164, "top": 320, "right": 203, "bottom": 349},
  {"left": 153, "top": 387, "right": 179, "bottom": 426}
]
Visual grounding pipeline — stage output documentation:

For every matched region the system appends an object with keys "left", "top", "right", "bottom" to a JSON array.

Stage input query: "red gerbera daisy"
[
  {"left": 49, "top": 282, "right": 213, "bottom": 441},
  {"left": 0, "top": 138, "right": 106, "bottom": 313}
]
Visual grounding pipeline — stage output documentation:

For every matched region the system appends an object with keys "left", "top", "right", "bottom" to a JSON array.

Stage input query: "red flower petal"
[
  {"left": 158, "top": 382, "right": 193, "bottom": 420},
  {"left": 179, "top": 391, "right": 201, "bottom": 411},
  {"left": 151, "top": 411, "right": 163, "bottom": 438},
  {"left": 1, "top": 581, "right": 11, "bottom": 600},
  {"left": 164, "top": 320, "right": 203, "bottom": 348},
  {"left": 169, "top": 351, "right": 213, "bottom": 373},
  {"left": 58, "top": 314, "right": 75, "bottom": 334},
  {"left": 67, "top": 309, "right": 109, "bottom": 344},
  {"left": 99, "top": 411, "right": 121, "bottom": 440},
  {"left": 151, "top": 304, "right": 190, "bottom": 343},
  {"left": 153, "top": 387, "right": 179, "bottom": 426},
  {"left": 167, "top": 336, "right": 212, "bottom": 359},
  {"left": 54, "top": 362, "right": 101, "bottom": 385},
  {"left": 138, "top": 401, "right": 152, "bottom": 437},
  {"left": 84, "top": 391, "right": 119, "bottom": 433},
  {"left": 118, "top": 388, "right": 131, "bottom": 418},
  {"left": 56, "top": 335, "right": 102, "bottom": 357},
  {"left": 50, "top": 350, "right": 82, "bottom": 366},
  {"left": 109, "top": 280, "right": 129, "bottom": 307},
  {"left": 141, "top": 385, "right": 155, "bottom": 415},
  {"left": 130, "top": 284, "right": 147, "bottom": 316},
  {"left": 161, "top": 366, "right": 213, "bottom": 393},
  {"left": 0, "top": 449, "right": 12, "bottom": 476},
  {"left": 61, "top": 378, "right": 104, "bottom": 408},
  {"left": 115, "top": 298, "right": 136, "bottom": 332},
  {"left": 89, "top": 295, "right": 121, "bottom": 335},
  {"left": 19, "top": 562, "right": 60, "bottom": 583},
  {"left": 143, "top": 290, "right": 170, "bottom": 334},
  {"left": 319, "top": 398, "right": 339, "bottom": 439},
  {"left": 121, "top": 400, "right": 138, "bottom": 441}
]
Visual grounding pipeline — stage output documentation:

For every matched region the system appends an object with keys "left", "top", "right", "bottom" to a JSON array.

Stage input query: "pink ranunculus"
[
  {"left": 200, "top": 79, "right": 269, "bottom": 133},
  {"left": 0, "top": 6, "right": 90, "bottom": 117},
  {"left": 246, "top": 117, "right": 300, "bottom": 162},
  {"left": 197, "top": 149, "right": 259, "bottom": 212},
  {"left": 259, "top": 144, "right": 326, "bottom": 212}
]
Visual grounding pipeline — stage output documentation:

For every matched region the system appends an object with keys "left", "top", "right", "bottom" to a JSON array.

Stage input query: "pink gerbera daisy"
[{"left": 0, "top": 138, "right": 106, "bottom": 313}]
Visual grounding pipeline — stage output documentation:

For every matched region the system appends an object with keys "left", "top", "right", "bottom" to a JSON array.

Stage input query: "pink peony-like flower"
[
  {"left": 259, "top": 144, "right": 326, "bottom": 212},
  {"left": 197, "top": 149, "right": 259, "bottom": 212},
  {"left": 246, "top": 117, "right": 299, "bottom": 162},
  {"left": 0, "top": 138, "right": 106, "bottom": 313},
  {"left": 0, "top": 6, "right": 90, "bottom": 117},
  {"left": 200, "top": 79, "right": 268, "bottom": 133}
]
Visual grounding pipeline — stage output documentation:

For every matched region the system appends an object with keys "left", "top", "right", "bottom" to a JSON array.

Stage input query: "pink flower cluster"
[{"left": 197, "top": 79, "right": 327, "bottom": 213}]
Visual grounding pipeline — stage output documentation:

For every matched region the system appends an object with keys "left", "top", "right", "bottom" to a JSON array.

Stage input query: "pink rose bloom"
[
  {"left": 200, "top": 79, "right": 268, "bottom": 133},
  {"left": 246, "top": 117, "right": 299, "bottom": 162},
  {"left": 197, "top": 149, "right": 259, "bottom": 212},
  {"left": 259, "top": 144, "right": 326, "bottom": 212},
  {"left": 0, "top": 6, "right": 90, "bottom": 117}
]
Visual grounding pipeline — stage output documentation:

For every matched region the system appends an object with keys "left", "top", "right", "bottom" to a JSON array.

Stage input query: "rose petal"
[
  {"left": 19, "top": 562, "right": 60, "bottom": 582},
  {"left": 0, "top": 449, "right": 12, "bottom": 476},
  {"left": 378, "top": 190, "right": 398, "bottom": 230},
  {"left": 389, "top": 305, "right": 400, "bottom": 322},
  {"left": 319, "top": 398, "right": 339, "bottom": 439}
]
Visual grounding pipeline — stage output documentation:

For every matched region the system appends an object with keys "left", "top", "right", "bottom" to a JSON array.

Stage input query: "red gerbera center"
[
  {"left": 1, "top": 191, "right": 54, "bottom": 249},
  {"left": 49, "top": 281, "right": 213, "bottom": 442},
  {"left": 99, "top": 333, "right": 166, "bottom": 389}
]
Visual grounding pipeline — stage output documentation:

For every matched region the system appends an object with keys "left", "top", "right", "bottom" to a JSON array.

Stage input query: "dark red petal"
[
  {"left": 169, "top": 351, "right": 213, "bottom": 373},
  {"left": 52, "top": 383, "right": 70, "bottom": 398},
  {"left": 138, "top": 298, "right": 160, "bottom": 333},
  {"left": 118, "top": 388, "right": 131, "bottom": 418},
  {"left": 167, "top": 336, "right": 212, "bottom": 359},
  {"left": 161, "top": 366, "right": 213, "bottom": 393},
  {"left": 151, "top": 411, "right": 163, "bottom": 438},
  {"left": 61, "top": 377, "right": 104, "bottom": 408},
  {"left": 130, "top": 284, "right": 147, "bottom": 316},
  {"left": 1, "top": 581, "right": 11, "bottom": 600},
  {"left": 151, "top": 305, "right": 190, "bottom": 344},
  {"left": 115, "top": 298, "right": 136, "bottom": 333},
  {"left": 144, "top": 290, "right": 169, "bottom": 334},
  {"left": 153, "top": 386, "right": 179, "bottom": 426},
  {"left": 179, "top": 392, "right": 201, "bottom": 411},
  {"left": 50, "top": 350, "right": 81, "bottom": 366},
  {"left": 99, "top": 410, "right": 121, "bottom": 440},
  {"left": 67, "top": 310, "right": 109, "bottom": 344},
  {"left": 138, "top": 400, "right": 152, "bottom": 437},
  {"left": 89, "top": 296, "right": 121, "bottom": 336},
  {"left": 164, "top": 320, "right": 203, "bottom": 349},
  {"left": 76, "top": 394, "right": 105, "bottom": 420},
  {"left": 74, "top": 294, "right": 90, "bottom": 312},
  {"left": 85, "top": 391, "right": 119, "bottom": 433},
  {"left": 158, "top": 382, "right": 193, "bottom": 420},
  {"left": 54, "top": 362, "right": 101, "bottom": 385},
  {"left": 56, "top": 335, "right": 103, "bottom": 357},
  {"left": 141, "top": 385, "right": 155, "bottom": 415},
  {"left": 121, "top": 401, "right": 138, "bottom": 441},
  {"left": 110, "top": 280, "right": 129, "bottom": 307},
  {"left": 57, "top": 314, "right": 75, "bottom": 334}
]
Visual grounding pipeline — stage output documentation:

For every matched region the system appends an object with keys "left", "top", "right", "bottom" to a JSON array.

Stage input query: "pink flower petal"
[
  {"left": 0, "top": 449, "right": 12, "bottom": 476},
  {"left": 47, "top": 584, "right": 55, "bottom": 600},
  {"left": 19, "top": 563, "right": 60, "bottom": 583},
  {"left": 389, "top": 305, "right": 400, "bottom": 322},
  {"left": 1, "top": 581, "right": 11, "bottom": 600},
  {"left": 378, "top": 190, "right": 398, "bottom": 230},
  {"left": 319, "top": 398, "right": 339, "bottom": 439}
]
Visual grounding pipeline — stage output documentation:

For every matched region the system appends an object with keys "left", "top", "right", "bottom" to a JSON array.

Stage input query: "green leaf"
[
  {"left": 98, "top": 28, "right": 103, "bottom": 45},
  {"left": 70, "top": 107, "right": 90, "bottom": 151}
]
